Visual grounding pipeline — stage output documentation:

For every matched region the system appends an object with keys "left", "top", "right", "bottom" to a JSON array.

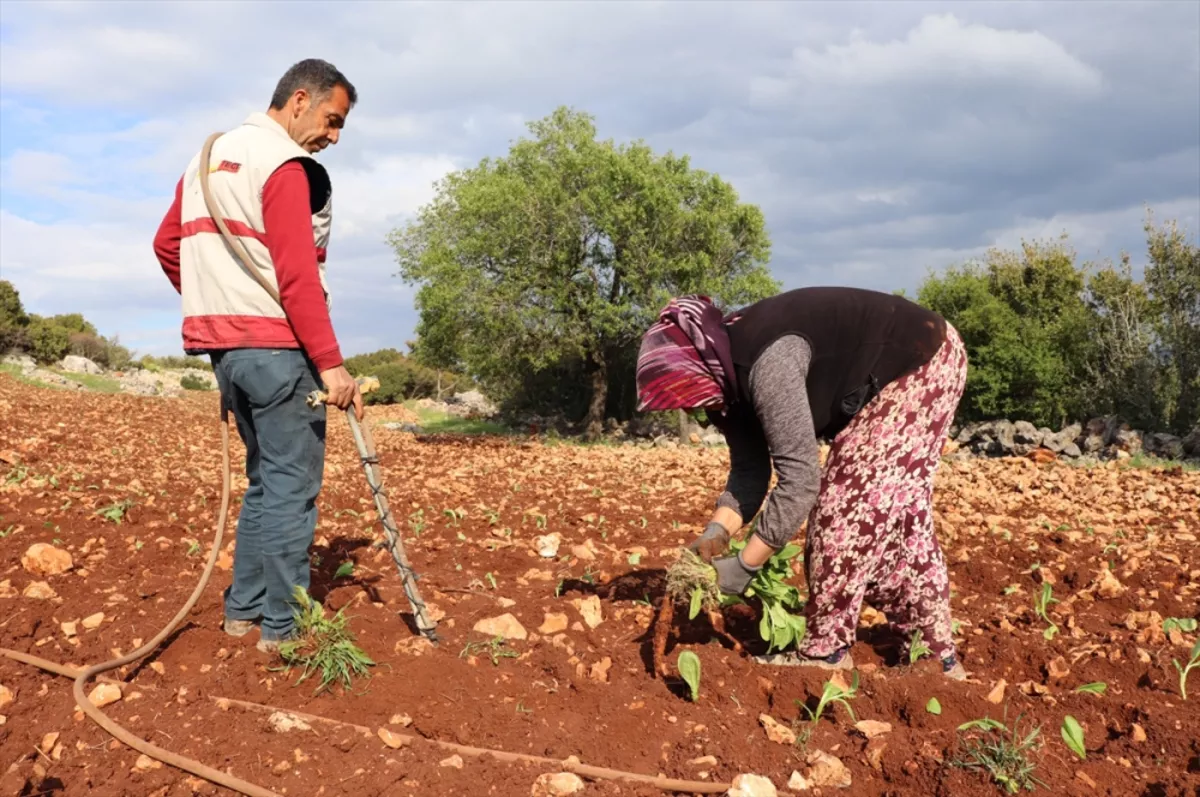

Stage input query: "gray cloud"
[{"left": 0, "top": 0, "right": 1196, "bottom": 359}]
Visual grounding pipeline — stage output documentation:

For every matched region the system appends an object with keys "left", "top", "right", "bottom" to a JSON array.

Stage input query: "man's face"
[{"left": 285, "top": 85, "right": 351, "bottom": 154}]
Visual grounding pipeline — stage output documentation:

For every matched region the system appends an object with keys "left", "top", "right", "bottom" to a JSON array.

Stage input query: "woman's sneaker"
[
  {"left": 942, "top": 654, "right": 969, "bottom": 681},
  {"left": 754, "top": 647, "right": 854, "bottom": 670}
]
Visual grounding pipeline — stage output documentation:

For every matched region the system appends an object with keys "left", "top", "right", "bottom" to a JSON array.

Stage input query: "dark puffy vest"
[{"left": 723, "top": 287, "right": 947, "bottom": 440}]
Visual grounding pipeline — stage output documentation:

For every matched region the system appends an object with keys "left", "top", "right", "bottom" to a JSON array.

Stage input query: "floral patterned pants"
[{"left": 797, "top": 324, "right": 967, "bottom": 662}]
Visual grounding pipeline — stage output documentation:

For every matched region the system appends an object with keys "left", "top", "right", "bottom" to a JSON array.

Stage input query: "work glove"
[
  {"left": 712, "top": 550, "right": 761, "bottom": 596},
  {"left": 688, "top": 521, "right": 731, "bottom": 563}
]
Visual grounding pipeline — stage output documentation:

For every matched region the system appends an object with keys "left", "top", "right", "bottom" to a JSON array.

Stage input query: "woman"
[{"left": 635, "top": 287, "right": 968, "bottom": 680}]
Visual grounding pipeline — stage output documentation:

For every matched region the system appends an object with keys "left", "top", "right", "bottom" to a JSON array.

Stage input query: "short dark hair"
[{"left": 269, "top": 58, "right": 357, "bottom": 110}]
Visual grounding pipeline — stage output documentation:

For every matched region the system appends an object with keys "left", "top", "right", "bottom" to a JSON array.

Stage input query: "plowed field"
[{"left": 1, "top": 373, "right": 1198, "bottom": 797}]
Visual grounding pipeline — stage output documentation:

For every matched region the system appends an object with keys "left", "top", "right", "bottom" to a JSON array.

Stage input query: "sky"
[{"left": 1, "top": 0, "right": 1197, "bottom": 359}]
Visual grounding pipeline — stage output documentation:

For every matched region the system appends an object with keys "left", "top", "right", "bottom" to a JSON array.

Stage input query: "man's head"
[{"left": 267, "top": 59, "right": 357, "bottom": 154}]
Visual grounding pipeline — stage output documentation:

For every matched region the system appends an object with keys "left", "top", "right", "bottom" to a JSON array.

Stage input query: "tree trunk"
[
  {"left": 677, "top": 410, "right": 690, "bottom": 444},
  {"left": 584, "top": 357, "right": 608, "bottom": 441}
]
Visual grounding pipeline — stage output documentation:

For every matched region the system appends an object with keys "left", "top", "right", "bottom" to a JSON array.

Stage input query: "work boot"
[
  {"left": 223, "top": 617, "right": 258, "bottom": 637},
  {"left": 256, "top": 631, "right": 297, "bottom": 655}
]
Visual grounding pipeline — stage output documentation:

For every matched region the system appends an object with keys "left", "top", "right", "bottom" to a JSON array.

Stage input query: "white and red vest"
[{"left": 177, "top": 112, "right": 333, "bottom": 352}]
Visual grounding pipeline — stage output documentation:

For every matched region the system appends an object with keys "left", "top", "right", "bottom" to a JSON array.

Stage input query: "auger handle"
[{"left": 306, "top": 375, "right": 380, "bottom": 409}]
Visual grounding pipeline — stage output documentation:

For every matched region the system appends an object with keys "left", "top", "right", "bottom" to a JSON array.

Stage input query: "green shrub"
[
  {"left": 26, "top": 318, "right": 71, "bottom": 364},
  {"left": 344, "top": 347, "right": 474, "bottom": 405},
  {"left": 180, "top": 374, "right": 212, "bottom": 391}
]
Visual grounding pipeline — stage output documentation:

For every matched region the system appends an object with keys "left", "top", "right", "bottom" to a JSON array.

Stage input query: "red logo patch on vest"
[{"left": 209, "top": 160, "right": 242, "bottom": 174}]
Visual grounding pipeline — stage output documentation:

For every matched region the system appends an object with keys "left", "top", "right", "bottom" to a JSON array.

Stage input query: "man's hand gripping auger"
[{"left": 307, "top": 375, "right": 441, "bottom": 644}]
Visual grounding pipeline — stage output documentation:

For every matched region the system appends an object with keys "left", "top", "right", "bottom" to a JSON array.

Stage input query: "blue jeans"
[{"left": 210, "top": 349, "right": 326, "bottom": 641}]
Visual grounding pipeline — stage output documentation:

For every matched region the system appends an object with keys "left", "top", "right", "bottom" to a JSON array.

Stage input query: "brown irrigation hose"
[
  {"left": 1, "top": 409, "right": 283, "bottom": 797},
  {"left": 210, "top": 695, "right": 734, "bottom": 794}
]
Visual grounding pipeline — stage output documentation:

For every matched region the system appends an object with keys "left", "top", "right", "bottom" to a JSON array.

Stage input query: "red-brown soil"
[{"left": 1, "top": 373, "right": 1198, "bottom": 796}]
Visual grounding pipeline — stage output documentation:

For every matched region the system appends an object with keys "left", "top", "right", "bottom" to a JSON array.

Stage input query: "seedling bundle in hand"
[{"left": 654, "top": 538, "right": 808, "bottom": 680}]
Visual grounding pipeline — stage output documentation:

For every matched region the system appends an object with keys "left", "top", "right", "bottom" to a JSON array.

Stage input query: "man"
[{"left": 153, "top": 58, "right": 363, "bottom": 653}]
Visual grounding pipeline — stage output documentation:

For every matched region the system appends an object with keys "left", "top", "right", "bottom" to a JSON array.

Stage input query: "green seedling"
[
  {"left": 334, "top": 561, "right": 355, "bottom": 580},
  {"left": 1172, "top": 639, "right": 1200, "bottom": 700},
  {"left": 722, "top": 538, "right": 807, "bottom": 653},
  {"left": 627, "top": 552, "right": 642, "bottom": 566},
  {"left": 797, "top": 671, "right": 860, "bottom": 726},
  {"left": 185, "top": 540, "right": 202, "bottom": 557},
  {"left": 1074, "top": 682, "right": 1107, "bottom": 695},
  {"left": 927, "top": 697, "right": 943, "bottom": 715},
  {"left": 1163, "top": 617, "right": 1198, "bottom": 634},
  {"left": 952, "top": 712, "right": 1045, "bottom": 794},
  {"left": 484, "top": 572, "right": 498, "bottom": 590},
  {"left": 1033, "top": 583, "right": 1059, "bottom": 640},
  {"left": 276, "top": 586, "right": 375, "bottom": 695},
  {"left": 96, "top": 499, "right": 134, "bottom": 524},
  {"left": 460, "top": 635, "right": 518, "bottom": 666},
  {"left": 1061, "top": 715, "right": 1086, "bottom": 760},
  {"left": 677, "top": 651, "right": 701, "bottom": 701},
  {"left": 910, "top": 629, "right": 933, "bottom": 664}
]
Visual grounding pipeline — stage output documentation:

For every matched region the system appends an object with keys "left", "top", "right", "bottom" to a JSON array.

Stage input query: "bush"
[
  {"left": 0, "top": 280, "right": 31, "bottom": 356},
  {"left": 26, "top": 318, "right": 71, "bottom": 364},
  {"left": 180, "top": 374, "right": 212, "bottom": 391},
  {"left": 344, "top": 347, "right": 475, "bottom": 404},
  {"left": 68, "top": 332, "right": 108, "bottom": 365}
]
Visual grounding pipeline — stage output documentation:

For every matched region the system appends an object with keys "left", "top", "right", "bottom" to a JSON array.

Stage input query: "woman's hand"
[
  {"left": 712, "top": 551, "right": 760, "bottom": 595},
  {"left": 688, "top": 521, "right": 731, "bottom": 562}
]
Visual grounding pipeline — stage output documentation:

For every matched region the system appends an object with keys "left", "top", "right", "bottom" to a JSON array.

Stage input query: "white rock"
[
  {"left": 571, "top": 595, "right": 604, "bottom": 629},
  {"left": 81, "top": 612, "right": 105, "bottom": 630},
  {"left": 538, "top": 613, "right": 569, "bottom": 635},
  {"left": 472, "top": 613, "right": 528, "bottom": 640},
  {"left": 59, "top": 355, "right": 103, "bottom": 375},
  {"left": 267, "top": 711, "right": 311, "bottom": 733},
  {"left": 727, "top": 773, "right": 777, "bottom": 797},
  {"left": 0, "top": 684, "right": 13, "bottom": 710},
  {"left": 535, "top": 533, "right": 562, "bottom": 558},
  {"left": 23, "top": 581, "right": 58, "bottom": 600},
  {"left": 21, "top": 544, "right": 74, "bottom": 577},
  {"left": 439, "top": 754, "right": 464, "bottom": 769},
  {"left": 531, "top": 772, "right": 585, "bottom": 796},
  {"left": 87, "top": 683, "right": 122, "bottom": 708},
  {"left": 788, "top": 771, "right": 811, "bottom": 791},
  {"left": 134, "top": 754, "right": 162, "bottom": 772},
  {"left": 805, "top": 750, "right": 852, "bottom": 789},
  {"left": 759, "top": 713, "right": 796, "bottom": 745}
]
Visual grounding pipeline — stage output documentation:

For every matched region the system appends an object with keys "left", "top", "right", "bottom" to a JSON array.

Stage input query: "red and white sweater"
[{"left": 153, "top": 112, "right": 343, "bottom": 372}]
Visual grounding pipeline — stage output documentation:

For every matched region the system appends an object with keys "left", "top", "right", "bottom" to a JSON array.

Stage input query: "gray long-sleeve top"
[{"left": 715, "top": 335, "right": 821, "bottom": 549}]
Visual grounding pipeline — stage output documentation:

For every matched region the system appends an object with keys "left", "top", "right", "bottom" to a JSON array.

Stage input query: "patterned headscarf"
[{"left": 635, "top": 295, "right": 738, "bottom": 412}]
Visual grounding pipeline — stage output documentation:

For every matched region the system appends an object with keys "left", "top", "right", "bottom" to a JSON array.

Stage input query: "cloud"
[
  {"left": 753, "top": 13, "right": 1103, "bottom": 101},
  {"left": 0, "top": 1, "right": 1196, "bottom": 361}
]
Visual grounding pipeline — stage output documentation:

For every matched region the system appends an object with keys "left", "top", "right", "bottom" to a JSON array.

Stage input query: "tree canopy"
[{"left": 388, "top": 106, "right": 778, "bottom": 435}]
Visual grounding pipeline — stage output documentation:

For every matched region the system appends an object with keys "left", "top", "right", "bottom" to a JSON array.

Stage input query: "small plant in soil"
[
  {"left": 677, "top": 651, "right": 701, "bottom": 701},
  {"left": 1033, "top": 583, "right": 1059, "bottom": 640},
  {"left": 460, "top": 635, "right": 519, "bottom": 666},
  {"left": 1163, "top": 617, "right": 1198, "bottom": 634},
  {"left": 1061, "top": 715, "right": 1086, "bottom": 760},
  {"left": 1172, "top": 638, "right": 1200, "bottom": 700},
  {"left": 792, "top": 672, "right": 859, "bottom": 749},
  {"left": 277, "top": 586, "right": 376, "bottom": 695},
  {"left": 96, "top": 499, "right": 134, "bottom": 524},
  {"left": 951, "top": 711, "right": 1045, "bottom": 794},
  {"left": 1074, "top": 682, "right": 1107, "bottom": 695},
  {"left": 909, "top": 629, "right": 933, "bottom": 664},
  {"left": 927, "top": 697, "right": 943, "bottom": 715}
]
